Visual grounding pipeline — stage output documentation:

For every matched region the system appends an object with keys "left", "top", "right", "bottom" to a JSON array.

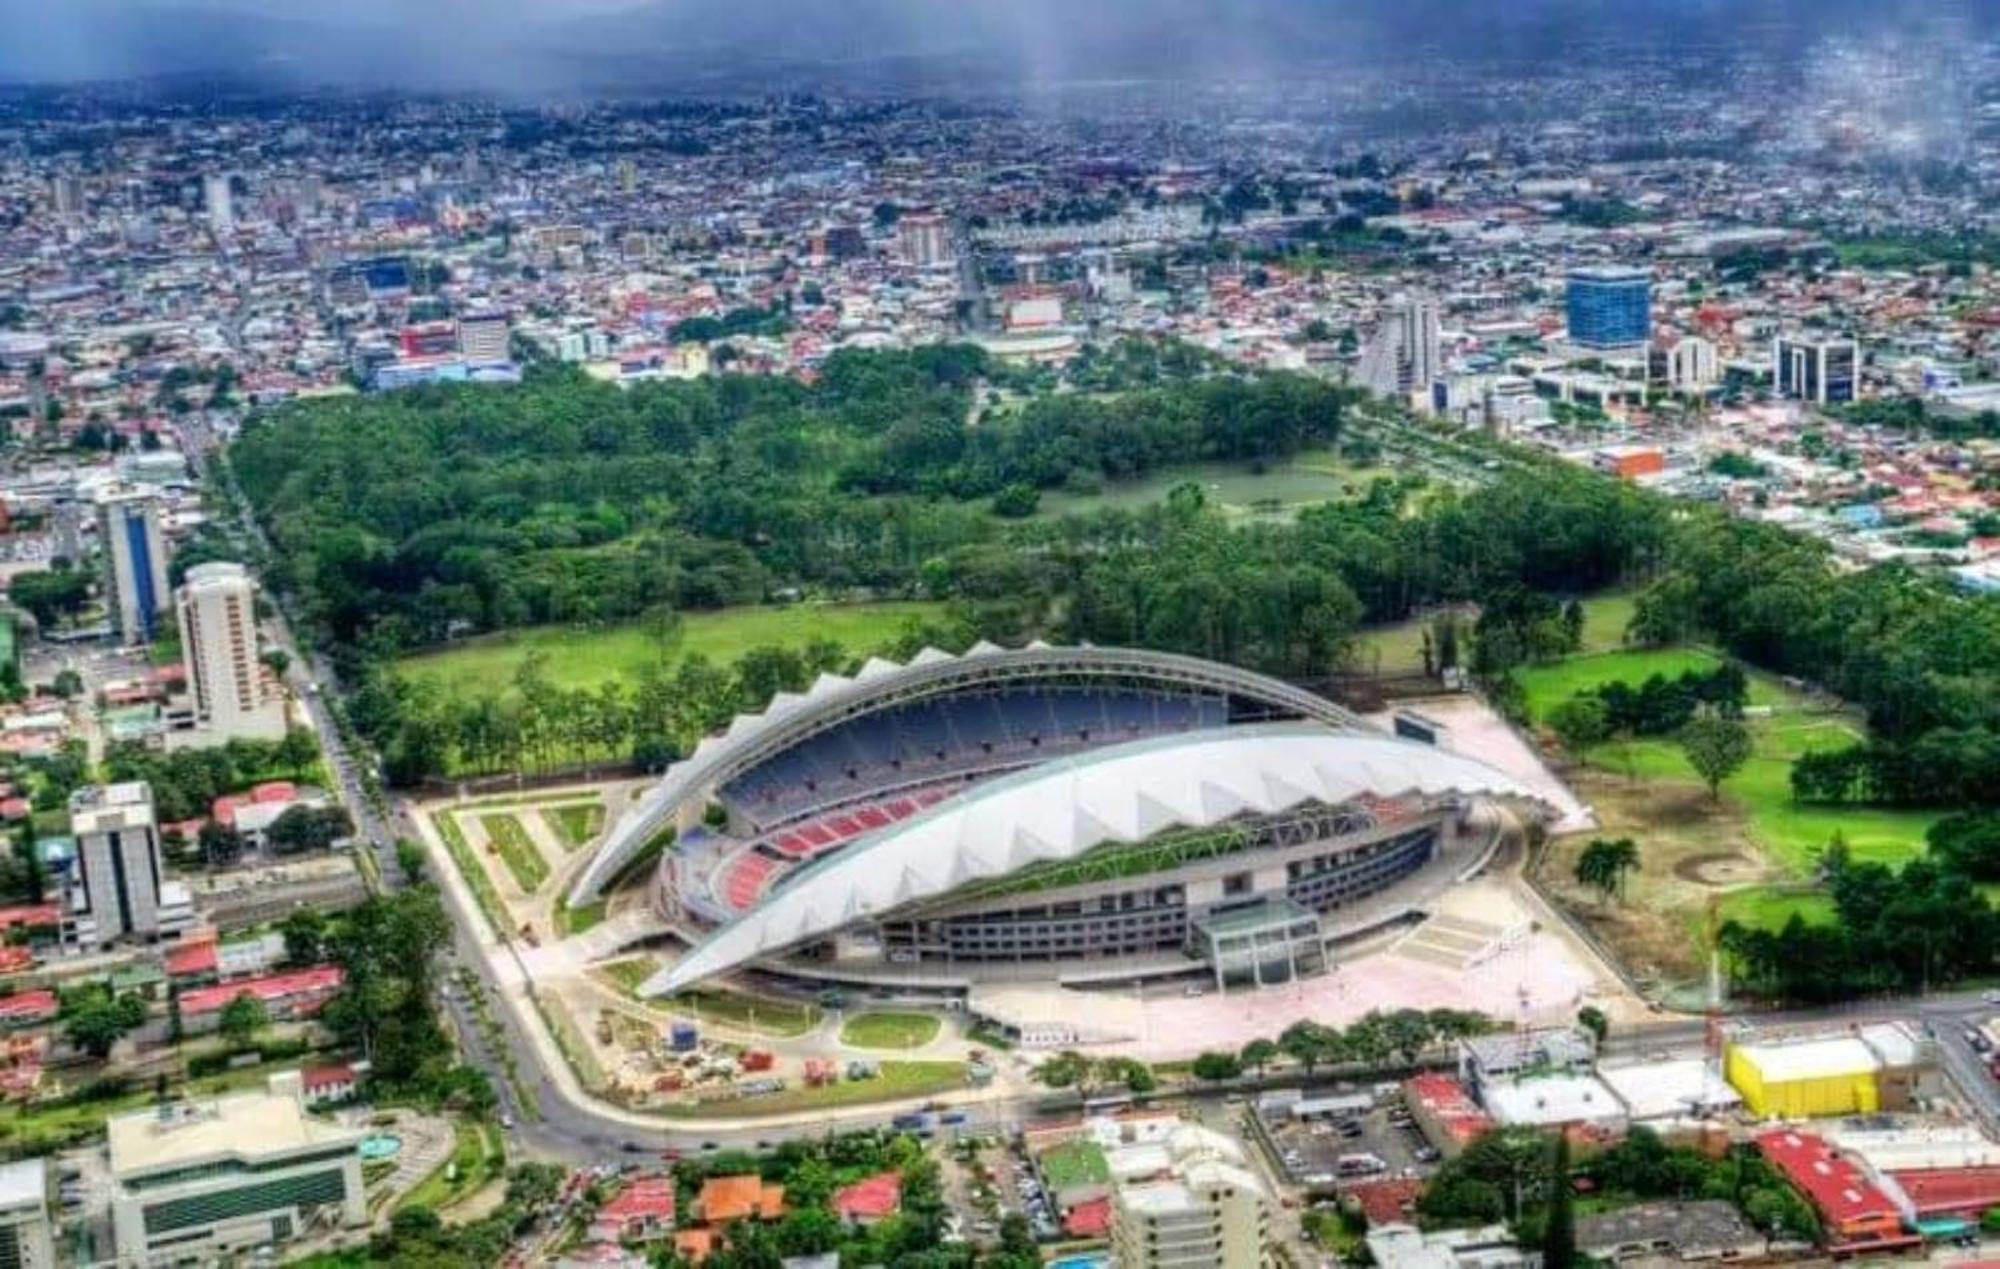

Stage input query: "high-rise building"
[
  {"left": 49, "top": 174, "right": 84, "bottom": 218},
  {"left": 458, "top": 310, "right": 513, "bottom": 363},
  {"left": 896, "top": 212, "right": 952, "bottom": 267},
  {"left": 203, "top": 172, "right": 235, "bottom": 230},
  {"left": 1773, "top": 335, "right": 1859, "bottom": 406},
  {"left": 1565, "top": 266, "right": 1652, "bottom": 350},
  {"left": 177, "top": 563, "right": 289, "bottom": 744},
  {"left": 0, "top": 1160, "right": 54, "bottom": 1269},
  {"left": 99, "top": 491, "right": 170, "bottom": 645},
  {"left": 1109, "top": 1125, "right": 1275, "bottom": 1269},
  {"left": 1665, "top": 336, "right": 1721, "bottom": 392},
  {"left": 66, "top": 782, "right": 193, "bottom": 947},
  {"left": 109, "top": 1074, "right": 367, "bottom": 1265},
  {"left": 1360, "top": 293, "right": 1443, "bottom": 407}
]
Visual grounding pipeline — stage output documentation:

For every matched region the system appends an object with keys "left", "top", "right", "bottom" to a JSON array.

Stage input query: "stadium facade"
[{"left": 572, "top": 643, "right": 1554, "bottom": 996}]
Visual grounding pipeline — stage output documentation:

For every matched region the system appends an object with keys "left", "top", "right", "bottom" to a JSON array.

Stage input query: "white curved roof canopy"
[
  {"left": 570, "top": 643, "right": 1370, "bottom": 905},
  {"left": 639, "top": 722, "right": 1555, "bottom": 997}
]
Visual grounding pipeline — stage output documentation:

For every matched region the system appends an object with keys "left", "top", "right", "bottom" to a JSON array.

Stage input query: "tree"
[
  {"left": 62, "top": 986, "right": 147, "bottom": 1059},
  {"left": 1546, "top": 695, "right": 1610, "bottom": 761},
  {"left": 1240, "top": 1038, "right": 1279, "bottom": 1078},
  {"left": 1280, "top": 1020, "right": 1339, "bottom": 1076},
  {"left": 1542, "top": 1132, "right": 1578, "bottom": 1269},
  {"left": 218, "top": 992, "right": 269, "bottom": 1047},
  {"left": 1574, "top": 838, "right": 1640, "bottom": 904},
  {"left": 265, "top": 805, "right": 351, "bottom": 856},
  {"left": 504, "top": 1161, "right": 565, "bottom": 1212},
  {"left": 1032, "top": 1050, "right": 1097, "bottom": 1095},
  {"left": 49, "top": 669, "right": 82, "bottom": 700},
  {"left": 281, "top": 907, "right": 328, "bottom": 966},
  {"left": 1680, "top": 713, "right": 1752, "bottom": 801},
  {"left": 1576, "top": 1005, "right": 1609, "bottom": 1045},
  {"left": 261, "top": 648, "right": 292, "bottom": 678},
  {"left": 1190, "top": 1051, "right": 1243, "bottom": 1082},
  {"left": 197, "top": 820, "right": 245, "bottom": 868},
  {"left": 275, "top": 727, "right": 318, "bottom": 777},
  {"left": 395, "top": 838, "right": 427, "bottom": 884}
]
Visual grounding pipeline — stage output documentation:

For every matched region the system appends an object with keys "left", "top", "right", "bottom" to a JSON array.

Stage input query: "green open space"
[
  {"left": 546, "top": 801, "right": 605, "bottom": 851},
  {"left": 395, "top": 1116, "right": 505, "bottom": 1213},
  {"left": 1528, "top": 644, "right": 1936, "bottom": 874},
  {"left": 1352, "top": 587, "right": 1636, "bottom": 676},
  {"left": 1040, "top": 1139, "right": 1112, "bottom": 1190},
  {"left": 478, "top": 813, "right": 550, "bottom": 892},
  {"left": 1032, "top": 450, "right": 1393, "bottom": 523},
  {"left": 431, "top": 810, "right": 510, "bottom": 937},
  {"left": 1709, "top": 887, "right": 1837, "bottom": 934},
  {"left": 839, "top": 1011, "right": 942, "bottom": 1050},
  {"left": 394, "top": 600, "right": 944, "bottom": 699},
  {"left": 556, "top": 899, "right": 607, "bottom": 937},
  {"left": 599, "top": 958, "right": 822, "bottom": 1037},
  {"left": 658, "top": 1061, "right": 966, "bottom": 1119}
]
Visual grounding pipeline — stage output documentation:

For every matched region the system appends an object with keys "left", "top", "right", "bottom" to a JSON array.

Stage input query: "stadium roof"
[
  {"left": 570, "top": 642, "right": 1368, "bottom": 905},
  {"left": 639, "top": 722, "right": 1555, "bottom": 997}
]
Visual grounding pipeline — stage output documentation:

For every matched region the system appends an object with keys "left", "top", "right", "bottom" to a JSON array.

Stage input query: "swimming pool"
[
  {"left": 1048, "top": 1257, "right": 1108, "bottom": 1269},
  {"left": 359, "top": 1133, "right": 403, "bottom": 1162}
]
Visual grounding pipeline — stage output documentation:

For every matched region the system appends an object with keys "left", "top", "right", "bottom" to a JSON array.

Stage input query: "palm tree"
[{"left": 1574, "top": 837, "right": 1640, "bottom": 904}]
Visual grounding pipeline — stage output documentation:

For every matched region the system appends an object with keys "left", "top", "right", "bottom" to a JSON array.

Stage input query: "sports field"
[{"left": 395, "top": 600, "right": 944, "bottom": 698}]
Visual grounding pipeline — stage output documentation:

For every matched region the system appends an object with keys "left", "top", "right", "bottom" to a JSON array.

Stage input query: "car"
[
  {"left": 619, "top": 1141, "right": 646, "bottom": 1153},
  {"left": 1986, "top": 991, "right": 2000, "bottom": 1006},
  {"left": 701, "top": 1141, "right": 719, "bottom": 1151}
]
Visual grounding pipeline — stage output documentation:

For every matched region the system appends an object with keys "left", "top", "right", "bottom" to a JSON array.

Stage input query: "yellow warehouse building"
[{"left": 1724, "top": 1024, "right": 1923, "bottom": 1119}]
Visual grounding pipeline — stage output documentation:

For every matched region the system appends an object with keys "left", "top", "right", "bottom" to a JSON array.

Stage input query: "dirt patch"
[
  {"left": 1672, "top": 852, "right": 1770, "bottom": 888},
  {"left": 1536, "top": 770, "right": 1777, "bottom": 986}
]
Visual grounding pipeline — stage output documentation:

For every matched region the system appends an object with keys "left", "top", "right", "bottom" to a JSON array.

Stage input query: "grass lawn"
[
  {"left": 1514, "top": 647, "right": 1770, "bottom": 718},
  {"left": 432, "top": 810, "right": 510, "bottom": 937},
  {"left": 546, "top": 801, "right": 605, "bottom": 851},
  {"left": 396, "top": 1117, "right": 504, "bottom": 1213},
  {"left": 599, "top": 959, "right": 822, "bottom": 1037},
  {"left": 1351, "top": 587, "right": 1636, "bottom": 676},
  {"left": 479, "top": 813, "right": 550, "bottom": 892},
  {"left": 1040, "top": 1139, "right": 1111, "bottom": 1190},
  {"left": 1033, "top": 450, "right": 1392, "bottom": 523},
  {"left": 556, "top": 899, "right": 607, "bottom": 936},
  {"left": 660, "top": 1060, "right": 966, "bottom": 1118},
  {"left": 395, "top": 600, "right": 944, "bottom": 698},
  {"left": 1710, "top": 887, "right": 1836, "bottom": 933},
  {"left": 840, "top": 1011, "right": 942, "bottom": 1050}
]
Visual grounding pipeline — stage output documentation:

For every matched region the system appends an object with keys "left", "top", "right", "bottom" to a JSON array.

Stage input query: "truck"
[
  {"left": 740, "top": 1049, "right": 775, "bottom": 1073},
  {"left": 669, "top": 1021, "right": 699, "bottom": 1053}
]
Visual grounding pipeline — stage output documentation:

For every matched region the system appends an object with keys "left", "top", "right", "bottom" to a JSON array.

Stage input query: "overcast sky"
[{"left": 0, "top": 1, "right": 1978, "bottom": 94}]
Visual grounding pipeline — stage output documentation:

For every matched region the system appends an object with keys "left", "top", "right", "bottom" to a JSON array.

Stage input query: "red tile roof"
[
  {"left": 1405, "top": 1073, "right": 1494, "bottom": 1145},
  {"left": 0, "top": 990, "right": 57, "bottom": 1023},
  {"left": 1889, "top": 1167, "right": 2000, "bottom": 1217},
  {"left": 164, "top": 939, "right": 218, "bottom": 978},
  {"left": 832, "top": 1171, "right": 901, "bottom": 1221},
  {"left": 302, "top": 1063, "right": 358, "bottom": 1092},
  {"left": 0, "top": 905, "right": 58, "bottom": 931},
  {"left": 1755, "top": 1130, "right": 1900, "bottom": 1229},
  {"left": 600, "top": 1176, "right": 677, "bottom": 1225},
  {"left": 179, "top": 965, "right": 343, "bottom": 1015},
  {"left": 1345, "top": 1178, "right": 1426, "bottom": 1226},
  {"left": 1063, "top": 1195, "right": 1112, "bottom": 1238}
]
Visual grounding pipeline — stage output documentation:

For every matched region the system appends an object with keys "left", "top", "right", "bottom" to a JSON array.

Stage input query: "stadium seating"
[{"left": 719, "top": 688, "right": 1225, "bottom": 826}]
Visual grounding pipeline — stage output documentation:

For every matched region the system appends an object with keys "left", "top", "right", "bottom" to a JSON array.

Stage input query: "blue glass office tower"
[{"left": 1565, "top": 266, "right": 1653, "bottom": 350}]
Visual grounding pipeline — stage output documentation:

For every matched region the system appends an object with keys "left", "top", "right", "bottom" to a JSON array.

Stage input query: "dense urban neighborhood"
[{"left": 5, "top": 2, "right": 2000, "bottom": 1267}]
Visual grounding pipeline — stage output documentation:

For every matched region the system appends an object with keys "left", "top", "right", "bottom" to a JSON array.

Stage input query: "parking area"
[
  {"left": 940, "top": 1134, "right": 1058, "bottom": 1244},
  {"left": 1257, "top": 1087, "right": 1439, "bottom": 1189}
]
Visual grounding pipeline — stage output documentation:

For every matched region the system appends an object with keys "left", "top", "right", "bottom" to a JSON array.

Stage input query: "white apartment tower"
[
  {"left": 203, "top": 172, "right": 235, "bottom": 231},
  {"left": 0, "top": 1160, "right": 54, "bottom": 1269},
  {"left": 1667, "top": 336, "right": 1721, "bottom": 392},
  {"left": 177, "top": 562, "right": 288, "bottom": 743},
  {"left": 1109, "top": 1126, "right": 1276, "bottom": 1269},
  {"left": 99, "top": 490, "right": 171, "bottom": 645},
  {"left": 1359, "top": 293, "right": 1443, "bottom": 410},
  {"left": 67, "top": 782, "right": 193, "bottom": 947}
]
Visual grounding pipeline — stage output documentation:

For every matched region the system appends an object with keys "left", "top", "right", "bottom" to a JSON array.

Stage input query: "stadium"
[{"left": 570, "top": 643, "right": 1559, "bottom": 999}]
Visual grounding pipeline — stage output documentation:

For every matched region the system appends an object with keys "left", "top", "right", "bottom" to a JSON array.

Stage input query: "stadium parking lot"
[{"left": 1259, "top": 1092, "right": 1439, "bottom": 1189}]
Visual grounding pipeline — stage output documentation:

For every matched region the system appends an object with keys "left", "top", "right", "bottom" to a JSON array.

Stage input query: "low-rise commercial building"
[{"left": 108, "top": 1073, "right": 365, "bottom": 1265}]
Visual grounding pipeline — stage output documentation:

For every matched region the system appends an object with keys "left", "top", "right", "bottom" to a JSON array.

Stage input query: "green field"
[
  {"left": 396, "top": 600, "right": 945, "bottom": 698},
  {"left": 839, "top": 1011, "right": 942, "bottom": 1050},
  {"left": 1033, "top": 450, "right": 1393, "bottom": 522},
  {"left": 479, "top": 813, "right": 550, "bottom": 892},
  {"left": 599, "top": 959, "right": 822, "bottom": 1037},
  {"left": 1352, "top": 588, "right": 1636, "bottom": 676},
  {"left": 1040, "top": 1140, "right": 1111, "bottom": 1190},
  {"left": 546, "top": 802, "right": 605, "bottom": 851},
  {"left": 1710, "top": 887, "right": 1837, "bottom": 933},
  {"left": 1524, "top": 648, "right": 1935, "bottom": 873},
  {"left": 661, "top": 1061, "right": 966, "bottom": 1118}
]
